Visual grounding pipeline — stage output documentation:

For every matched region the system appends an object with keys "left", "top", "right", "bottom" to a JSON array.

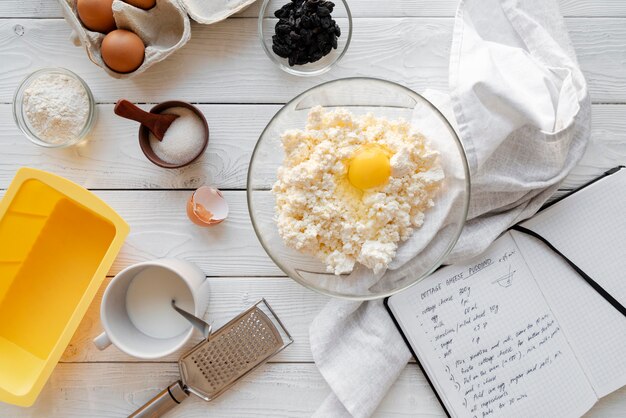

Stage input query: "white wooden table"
[{"left": 1, "top": 1, "right": 625, "bottom": 416}]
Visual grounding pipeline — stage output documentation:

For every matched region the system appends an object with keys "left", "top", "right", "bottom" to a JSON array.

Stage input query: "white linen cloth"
[{"left": 309, "top": 0, "right": 591, "bottom": 416}]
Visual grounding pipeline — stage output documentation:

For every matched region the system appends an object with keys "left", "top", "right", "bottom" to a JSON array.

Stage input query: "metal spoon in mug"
[{"left": 171, "top": 300, "right": 212, "bottom": 339}]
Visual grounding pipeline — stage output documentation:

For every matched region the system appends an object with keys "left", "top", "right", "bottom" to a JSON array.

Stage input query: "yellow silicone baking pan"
[{"left": 0, "top": 168, "right": 129, "bottom": 407}]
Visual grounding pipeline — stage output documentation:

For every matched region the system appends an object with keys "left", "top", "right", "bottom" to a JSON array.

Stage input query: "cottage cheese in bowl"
[
  {"left": 272, "top": 106, "right": 444, "bottom": 275},
  {"left": 247, "top": 77, "right": 469, "bottom": 300}
]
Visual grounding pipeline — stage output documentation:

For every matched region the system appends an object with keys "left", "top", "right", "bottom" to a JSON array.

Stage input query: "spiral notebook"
[{"left": 385, "top": 167, "right": 626, "bottom": 418}]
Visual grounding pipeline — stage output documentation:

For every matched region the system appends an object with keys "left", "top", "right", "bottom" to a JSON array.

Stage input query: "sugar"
[{"left": 149, "top": 107, "right": 205, "bottom": 165}]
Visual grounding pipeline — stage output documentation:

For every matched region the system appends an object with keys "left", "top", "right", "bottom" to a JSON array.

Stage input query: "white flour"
[{"left": 22, "top": 73, "right": 90, "bottom": 144}]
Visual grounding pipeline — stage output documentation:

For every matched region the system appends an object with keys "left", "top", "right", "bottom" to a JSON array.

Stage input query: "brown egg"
[
  {"left": 77, "top": 0, "right": 116, "bottom": 33},
  {"left": 123, "top": 0, "right": 156, "bottom": 9},
  {"left": 101, "top": 29, "right": 145, "bottom": 73}
]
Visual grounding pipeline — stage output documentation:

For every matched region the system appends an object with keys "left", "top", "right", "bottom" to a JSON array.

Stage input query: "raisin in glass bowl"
[{"left": 258, "top": 0, "right": 352, "bottom": 76}]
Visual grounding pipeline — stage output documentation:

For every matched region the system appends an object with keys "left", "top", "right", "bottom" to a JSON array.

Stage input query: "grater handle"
[{"left": 128, "top": 381, "right": 189, "bottom": 418}]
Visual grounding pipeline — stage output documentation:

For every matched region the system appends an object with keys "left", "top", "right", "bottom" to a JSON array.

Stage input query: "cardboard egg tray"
[{"left": 58, "top": 0, "right": 259, "bottom": 78}]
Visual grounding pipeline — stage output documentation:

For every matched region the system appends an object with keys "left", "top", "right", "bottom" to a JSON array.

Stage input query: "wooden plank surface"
[
  {"left": 1, "top": 1, "right": 626, "bottom": 417},
  {"left": 1, "top": 104, "right": 624, "bottom": 191},
  {"left": 2, "top": 0, "right": 626, "bottom": 18},
  {"left": 0, "top": 363, "right": 447, "bottom": 418},
  {"left": 1, "top": 18, "right": 626, "bottom": 104},
  {"left": 0, "top": 362, "right": 623, "bottom": 417},
  {"left": 566, "top": 105, "right": 626, "bottom": 187},
  {"left": 0, "top": 103, "right": 278, "bottom": 190},
  {"left": 97, "top": 190, "right": 282, "bottom": 276}
]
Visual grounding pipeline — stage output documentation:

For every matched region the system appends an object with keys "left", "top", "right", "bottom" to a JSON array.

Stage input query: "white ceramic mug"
[{"left": 94, "top": 259, "right": 209, "bottom": 359}]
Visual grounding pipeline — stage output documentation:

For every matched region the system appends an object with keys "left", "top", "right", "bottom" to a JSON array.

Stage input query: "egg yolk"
[{"left": 347, "top": 144, "right": 391, "bottom": 190}]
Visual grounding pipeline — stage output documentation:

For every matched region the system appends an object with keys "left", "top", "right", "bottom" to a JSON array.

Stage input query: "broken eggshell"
[{"left": 186, "top": 186, "right": 229, "bottom": 226}]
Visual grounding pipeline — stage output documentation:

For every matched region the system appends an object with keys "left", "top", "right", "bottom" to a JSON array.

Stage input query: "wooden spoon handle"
[
  {"left": 115, "top": 99, "right": 180, "bottom": 142},
  {"left": 114, "top": 99, "right": 156, "bottom": 126}
]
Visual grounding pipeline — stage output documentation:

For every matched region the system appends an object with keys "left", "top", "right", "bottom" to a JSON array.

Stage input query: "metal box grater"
[{"left": 129, "top": 299, "right": 293, "bottom": 418}]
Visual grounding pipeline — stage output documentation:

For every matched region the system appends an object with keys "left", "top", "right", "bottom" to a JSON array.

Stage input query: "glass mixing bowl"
[
  {"left": 258, "top": 0, "right": 352, "bottom": 77},
  {"left": 248, "top": 78, "right": 470, "bottom": 300}
]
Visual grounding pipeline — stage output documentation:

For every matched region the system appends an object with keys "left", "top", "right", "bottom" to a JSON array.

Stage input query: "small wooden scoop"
[{"left": 114, "top": 99, "right": 178, "bottom": 141}]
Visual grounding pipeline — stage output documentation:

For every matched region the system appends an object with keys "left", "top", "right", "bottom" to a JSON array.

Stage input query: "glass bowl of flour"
[
  {"left": 13, "top": 68, "right": 96, "bottom": 148},
  {"left": 248, "top": 78, "right": 470, "bottom": 300}
]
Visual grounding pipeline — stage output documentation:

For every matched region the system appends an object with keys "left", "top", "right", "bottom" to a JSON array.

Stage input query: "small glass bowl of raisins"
[{"left": 259, "top": 0, "right": 352, "bottom": 76}]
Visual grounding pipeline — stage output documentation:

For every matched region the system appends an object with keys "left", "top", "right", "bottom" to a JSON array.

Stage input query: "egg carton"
[{"left": 58, "top": 0, "right": 259, "bottom": 79}]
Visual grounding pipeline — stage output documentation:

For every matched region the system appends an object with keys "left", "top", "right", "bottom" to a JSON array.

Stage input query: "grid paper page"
[
  {"left": 389, "top": 234, "right": 596, "bottom": 418},
  {"left": 518, "top": 168, "right": 626, "bottom": 397},
  {"left": 522, "top": 169, "right": 626, "bottom": 306}
]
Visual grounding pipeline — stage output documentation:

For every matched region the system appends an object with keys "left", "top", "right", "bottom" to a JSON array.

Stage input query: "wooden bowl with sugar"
[{"left": 138, "top": 101, "right": 209, "bottom": 169}]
